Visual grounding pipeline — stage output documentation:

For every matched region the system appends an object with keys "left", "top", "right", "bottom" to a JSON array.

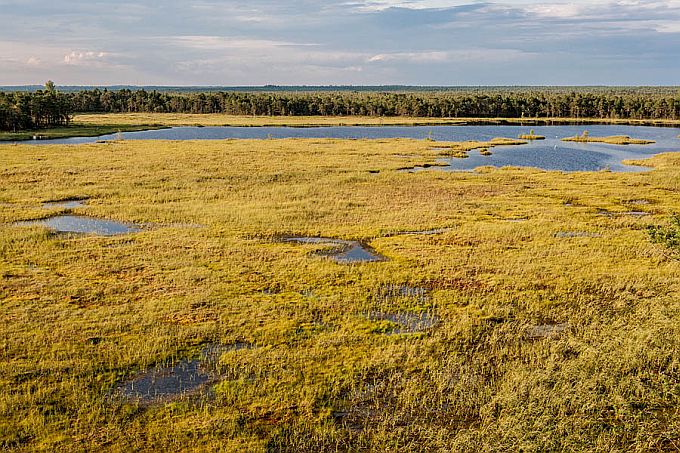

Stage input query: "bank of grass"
[
  {"left": 435, "top": 137, "right": 527, "bottom": 158},
  {"left": 0, "top": 123, "right": 166, "bottom": 142},
  {"left": 75, "top": 112, "right": 680, "bottom": 128},
  {"left": 562, "top": 134, "right": 656, "bottom": 145},
  {"left": 1, "top": 138, "right": 680, "bottom": 451}
]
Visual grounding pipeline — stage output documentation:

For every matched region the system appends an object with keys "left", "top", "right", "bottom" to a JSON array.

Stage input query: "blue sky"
[{"left": 1, "top": 0, "right": 679, "bottom": 85}]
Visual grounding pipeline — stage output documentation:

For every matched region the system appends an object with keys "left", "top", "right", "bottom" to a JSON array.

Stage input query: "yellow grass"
[
  {"left": 74, "top": 112, "right": 680, "bottom": 128},
  {"left": 562, "top": 135, "right": 656, "bottom": 145},
  {"left": 518, "top": 134, "right": 546, "bottom": 140},
  {"left": 1, "top": 137, "right": 680, "bottom": 451}
]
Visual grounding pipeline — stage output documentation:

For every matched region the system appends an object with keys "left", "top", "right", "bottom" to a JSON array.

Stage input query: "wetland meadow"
[{"left": 2, "top": 114, "right": 680, "bottom": 451}]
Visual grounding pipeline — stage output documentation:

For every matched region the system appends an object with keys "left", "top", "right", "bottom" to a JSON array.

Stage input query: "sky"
[{"left": 0, "top": 0, "right": 679, "bottom": 86}]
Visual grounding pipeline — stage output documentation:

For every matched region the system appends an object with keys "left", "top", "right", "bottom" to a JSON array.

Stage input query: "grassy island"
[
  {"left": 518, "top": 130, "right": 546, "bottom": 140},
  {"left": 435, "top": 137, "right": 527, "bottom": 158},
  {"left": 562, "top": 131, "right": 655, "bottom": 145}
]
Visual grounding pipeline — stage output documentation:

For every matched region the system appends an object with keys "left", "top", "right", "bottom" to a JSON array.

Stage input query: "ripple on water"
[{"left": 14, "top": 215, "right": 139, "bottom": 236}]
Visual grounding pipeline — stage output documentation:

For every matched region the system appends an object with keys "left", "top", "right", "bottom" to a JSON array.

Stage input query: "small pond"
[
  {"left": 115, "top": 343, "right": 247, "bottom": 403},
  {"left": 367, "top": 311, "right": 439, "bottom": 334},
  {"left": 15, "top": 215, "right": 138, "bottom": 236},
  {"left": 284, "top": 237, "right": 383, "bottom": 263}
]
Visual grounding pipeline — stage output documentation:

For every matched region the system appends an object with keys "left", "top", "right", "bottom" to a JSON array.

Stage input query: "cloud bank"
[{"left": 0, "top": 0, "right": 678, "bottom": 85}]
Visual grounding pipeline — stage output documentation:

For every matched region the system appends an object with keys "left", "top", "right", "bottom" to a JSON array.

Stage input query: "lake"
[{"left": 23, "top": 124, "right": 680, "bottom": 172}]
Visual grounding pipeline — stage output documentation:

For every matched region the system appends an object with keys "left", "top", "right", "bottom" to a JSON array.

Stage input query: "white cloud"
[
  {"left": 167, "top": 35, "right": 314, "bottom": 50},
  {"left": 368, "top": 51, "right": 449, "bottom": 62},
  {"left": 63, "top": 51, "right": 108, "bottom": 65}
]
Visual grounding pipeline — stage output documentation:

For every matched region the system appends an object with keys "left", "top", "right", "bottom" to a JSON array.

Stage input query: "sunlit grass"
[
  {"left": 1, "top": 138, "right": 679, "bottom": 451},
  {"left": 562, "top": 134, "right": 656, "bottom": 145},
  {"left": 75, "top": 112, "right": 680, "bottom": 128}
]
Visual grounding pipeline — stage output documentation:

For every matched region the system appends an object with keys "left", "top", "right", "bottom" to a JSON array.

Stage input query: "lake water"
[{"left": 22, "top": 124, "right": 680, "bottom": 172}]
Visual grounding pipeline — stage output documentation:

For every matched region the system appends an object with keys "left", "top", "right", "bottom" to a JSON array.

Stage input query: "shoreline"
[{"left": 2, "top": 114, "right": 679, "bottom": 142}]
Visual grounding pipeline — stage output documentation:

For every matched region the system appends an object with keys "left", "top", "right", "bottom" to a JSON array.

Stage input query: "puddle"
[
  {"left": 555, "top": 231, "right": 601, "bottom": 238},
  {"left": 598, "top": 209, "right": 650, "bottom": 218},
  {"left": 526, "top": 323, "right": 568, "bottom": 339},
  {"left": 365, "top": 286, "right": 437, "bottom": 334},
  {"left": 262, "top": 287, "right": 282, "bottom": 295},
  {"left": 366, "top": 311, "right": 439, "bottom": 334},
  {"left": 386, "top": 228, "right": 449, "bottom": 236},
  {"left": 14, "top": 215, "right": 139, "bottom": 236},
  {"left": 371, "top": 284, "right": 429, "bottom": 303},
  {"left": 626, "top": 199, "right": 651, "bottom": 205},
  {"left": 115, "top": 343, "right": 248, "bottom": 403},
  {"left": 42, "top": 199, "right": 86, "bottom": 209},
  {"left": 505, "top": 218, "right": 529, "bottom": 222},
  {"left": 597, "top": 209, "right": 614, "bottom": 218},
  {"left": 140, "top": 222, "right": 206, "bottom": 230},
  {"left": 397, "top": 163, "right": 449, "bottom": 173},
  {"left": 283, "top": 237, "right": 383, "bottom": 263}
]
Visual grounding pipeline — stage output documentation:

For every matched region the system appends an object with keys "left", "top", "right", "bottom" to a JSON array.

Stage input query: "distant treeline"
[
  {"left": 3, "top": 85, "right": 680, "bottom": 132},
  {"left": 68, "top": 89, "right": 680, "bottom": 120},
  {"left": 0, "top": 82, "right": 71, "bottom": 132},
  {"left": 3, "top": 85, "right": 680, "bottom": 95}
]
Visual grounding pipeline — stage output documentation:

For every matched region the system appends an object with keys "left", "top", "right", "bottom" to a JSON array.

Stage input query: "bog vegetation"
[{"left": 1, "top": 138, "right": 680, "bottom": 451}]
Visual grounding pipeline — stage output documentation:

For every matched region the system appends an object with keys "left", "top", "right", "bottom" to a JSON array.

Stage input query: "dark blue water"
[{"left": 24, "top": 124, "right": 680, "bottom": 172}]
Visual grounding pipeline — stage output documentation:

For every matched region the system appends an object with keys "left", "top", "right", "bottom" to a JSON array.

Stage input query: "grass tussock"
[
  {"left": 518, "top": 130, "right": 546, "bottom": 140},
  {"left": 1, "top": 137, "right": 680, "bottom": 451}
]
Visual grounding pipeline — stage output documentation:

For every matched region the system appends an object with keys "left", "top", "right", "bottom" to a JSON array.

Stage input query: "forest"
[
  {"left": 2, "top": 85, "right": 680, "bottom": 132},
  {"left": 0, "top": 82, "right": 72, "bottom": 132}
]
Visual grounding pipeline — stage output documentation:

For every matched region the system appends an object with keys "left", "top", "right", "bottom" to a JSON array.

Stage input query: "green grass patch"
[{"left": 0, "top": 123, "right": 166, "bottom": 142}]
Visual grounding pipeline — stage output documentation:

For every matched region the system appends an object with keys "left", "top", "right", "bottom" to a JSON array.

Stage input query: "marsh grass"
[
  {"left": 0, "top": 124, "right": 166, "bottom": 142},
  {"left": 74, "top": 113, "right": 680, "bottom": 128},
  {"left": 435, "top": 138, "right": 527, "bottom": 158},
  {"left": 1, "top": 138, "right": 680, "bottom": 451},
  {"left": 562, "top": 134, "right": 656, "bottom": 145}
]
